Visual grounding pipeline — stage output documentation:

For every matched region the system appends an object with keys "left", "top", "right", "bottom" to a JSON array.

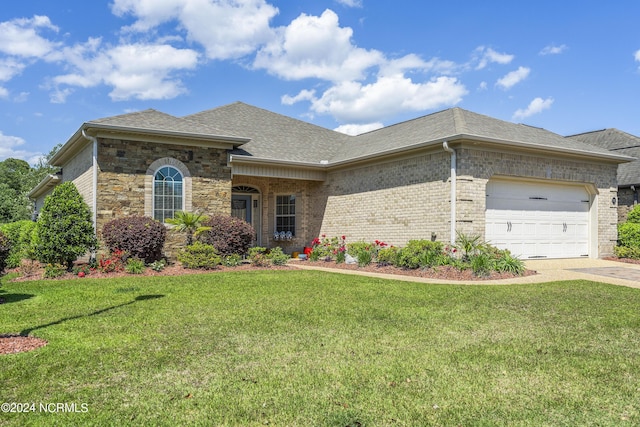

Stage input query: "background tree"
[
  {"left": 0, "top": 143, "right": 61, "bottom": 224},
  {"left": 35, "top": 181, "right": 96, "bottom": 270}
]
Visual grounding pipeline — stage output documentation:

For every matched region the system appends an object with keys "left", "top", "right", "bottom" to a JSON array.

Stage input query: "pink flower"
[{"left": 78, "top": 272, "right": 85, "bottom": 278}]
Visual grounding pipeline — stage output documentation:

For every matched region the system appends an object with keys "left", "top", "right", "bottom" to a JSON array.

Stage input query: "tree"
[
  {"left": 165, "top": 211, "right": 210, "bottom": 245},
  {"left": 35, "top": 182, "right": 97, "bottom": 270},
  {"left": 0, "top": 159, "right": 32, "bottom": 223}
]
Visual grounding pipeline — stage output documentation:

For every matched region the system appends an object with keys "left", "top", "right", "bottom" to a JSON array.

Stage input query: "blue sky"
[{"left": 1, "top": 0, "right": 640, "bottom": 164}]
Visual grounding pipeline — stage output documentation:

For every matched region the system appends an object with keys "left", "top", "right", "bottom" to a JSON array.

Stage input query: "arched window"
[{"left": 153, "top": 166, "right": 183, "bottom": 222}]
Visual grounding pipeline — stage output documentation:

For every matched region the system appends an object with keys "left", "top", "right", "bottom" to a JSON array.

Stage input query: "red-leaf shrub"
[
  {"left": 198, "top": 214, "right": 255, "bottom": 256},
  {"left": 102, "top": 216, "right": 166, "bottom": 263}
]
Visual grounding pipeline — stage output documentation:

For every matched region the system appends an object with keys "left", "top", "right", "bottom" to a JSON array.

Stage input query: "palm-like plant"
[{"left": 165, "top": 211, "right": 210, "bottom": 246}]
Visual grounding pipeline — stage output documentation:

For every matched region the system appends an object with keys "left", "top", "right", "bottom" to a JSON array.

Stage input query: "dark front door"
[{"left": 231, "top": 195, "right": 252, "bottom": 224}]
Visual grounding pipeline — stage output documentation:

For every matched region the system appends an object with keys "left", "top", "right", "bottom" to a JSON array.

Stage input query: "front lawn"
[{"left": 1, "top": 271, "right": 639, "bottom": 426}]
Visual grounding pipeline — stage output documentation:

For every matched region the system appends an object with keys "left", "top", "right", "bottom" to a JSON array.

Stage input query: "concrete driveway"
[
  {"left": 522, "top": 258, "right": 640, "bottom": 288},
  {"left": 293, "top": 258, "right": 640, "bottom": 288}
]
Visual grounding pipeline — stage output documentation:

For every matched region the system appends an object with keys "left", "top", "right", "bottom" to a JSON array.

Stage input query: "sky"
[{"left": 1, "top": 0, "right": 640, "bottom": 165}]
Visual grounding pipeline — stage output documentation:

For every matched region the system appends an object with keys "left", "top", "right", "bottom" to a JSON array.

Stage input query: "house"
[
  {"left": 567, "top": 129, "right": 640, "bottom": 222},
  {"left": 29, "top": 102, "right": 633, "bottom": 260}
]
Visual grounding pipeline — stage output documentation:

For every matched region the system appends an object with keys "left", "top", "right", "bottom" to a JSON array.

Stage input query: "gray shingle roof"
[
  {"left": 87, "top": 108, "right": 244, "bottom": 140},
  {"left": 184, "top": 102, "right": 349, "bottom": 164},
  {"left": 333, "top": 108, "right": 623, "bottom": 163},
  {"left": 568, "top": 129, "right": 640, "bottom": 186}
]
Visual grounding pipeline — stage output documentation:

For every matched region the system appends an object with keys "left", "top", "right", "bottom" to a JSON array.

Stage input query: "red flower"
[
  {"left": 78, "top": 272, "right": 85, "bottom": 278},
  {"left": 341, "top": 235, "right": 346, "bottom": 240}
]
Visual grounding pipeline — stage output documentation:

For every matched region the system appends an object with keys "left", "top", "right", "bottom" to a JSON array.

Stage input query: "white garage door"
[{"left": 485, "top": 180, "right": 590, "bottom": 259}]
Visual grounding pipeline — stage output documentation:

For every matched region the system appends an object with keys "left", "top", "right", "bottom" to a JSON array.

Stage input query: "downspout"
[
  {"left": 81, "top": 129, "right": 98, "bottom": 241},
  {"left": 442, "top": 141, "right": 456, "bottom": 245}
]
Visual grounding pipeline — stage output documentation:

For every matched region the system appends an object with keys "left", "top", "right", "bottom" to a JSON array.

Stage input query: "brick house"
[
  {"left": 568, "top": 129, "right": 640, "bottom": 223},
  {"left": 29, "top": 102, "right": 632, "bottom": 259}
]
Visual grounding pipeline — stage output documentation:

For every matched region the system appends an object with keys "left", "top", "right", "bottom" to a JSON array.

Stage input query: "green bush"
[
  {"left": 35, "top": 182, "right": 97, "bottom": 270},
  {"left": 494, "top": 251, "right": 525, "bottom": 275},
  {"left": 377, "top": 246, "right": 400, "bottom": 266},
  {"left": 396, "top": 240, "right": 444, "bottom": 269},
  {"left": 0, "top": 220, "right": 36, "bottom": 268},
  {"left": 221, "top": 254, "right": 243, "bottom": 267},
  {"left": 614, "top": 245, "right": 640, "bottom": 259},
  {"left": 618, "top": 222, "right": 640, "bottom": 250},
  {"left": 199, "top": 214, "right": 255, "bottom": 256},
  {"left": 248, "top": 247, "right": 269, "bottom": 267},
  {"left": 470, "top": 253, "right": 494, "bottom": 277},
  {"left": 268, "top": 247, "right": 290, "bottom": 266},
  {"left": 125, "top": 258, "right": 146, "bottom": 274},
  {"left": 43, "top": 263, "right": 66, "bottom": 279},
  {"left": 102, "top": 216, "right": 166, "bottom": 263},
  {"left": 627, "top": 205, "right": 640, "bottom": 224},
  {"left": 178, "top": 242, "right": 221, "bottom": 269},
  {"left": 149, "top": 259, "right": 166, "bottom": 272},
  {"left": 0, "top": 230, "right": 11, "bottom": 273}
]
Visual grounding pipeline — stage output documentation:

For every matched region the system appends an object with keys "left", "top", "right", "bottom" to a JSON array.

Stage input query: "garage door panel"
[{"left": 485, "top": 180, "right": 590, "bottom": 259}]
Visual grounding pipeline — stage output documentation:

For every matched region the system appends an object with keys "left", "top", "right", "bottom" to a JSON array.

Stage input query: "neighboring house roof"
[
  {"left": 567, "top": 128, "right": 640, "bottom": 186},
  {"left": 185, "top": 102, "right": 349, "bottom": 164}
]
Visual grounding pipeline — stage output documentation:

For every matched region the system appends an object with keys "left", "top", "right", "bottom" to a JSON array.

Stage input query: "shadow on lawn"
[
  {"left": 19, "top": 294, "right": 165, "bottom": 337},
  {"left": 0, "top": 289, "right": 35, "bottom": 305}
]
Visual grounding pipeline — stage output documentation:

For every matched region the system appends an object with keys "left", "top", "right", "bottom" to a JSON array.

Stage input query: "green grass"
[{"left": 1, "top": 271, "right": 640, "bottom": 426}]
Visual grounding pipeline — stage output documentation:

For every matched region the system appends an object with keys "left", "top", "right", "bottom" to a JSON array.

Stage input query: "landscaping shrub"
[
  {"left": 248, "top": 247, "right": 269, "bottom": 267},
  {"left": 102, "top": 216, "right": 166, "bottom": 263},
  {"left": 396, "top": 240, "right": 444, "bottom": 269},
  {"left": 43, "top": 263, "right": 66, "bottom": 279},
  {"left": 221, "top": 254, "right": 243, "bottom": 267},
  {"left": 0, "top": 230, "right": 11, "bottom": 273},
  {"left": 495, "top": 251, "right": 526, "bottom": 275},
  {"left": 98, "top": 249, "right": 126, "bottom": 273},
  {"left": 346, "top": 240, "right": 385, "bottom": 266},
  {"left": 125, "top": 258, "right": 146, "bottom": 274},
  {"left": 377, "top": 246, "right": 400, "bottom": 266},
  {"left": 149, "top": 259, "right": 166, "bottom": 272},
  {"left": 178, "top": 242, "right": 221, "bottom": 269},
  {"left": 35, "top": 182, "right": 97, "bottom": 270},
  {"left": 199, "top": 214, "right": 255, "bottom": 256},
  {"left": 268, "top": 247, "right": 290, "bottom": 266},
  {"left": 627, "top": 204, "right": 640, "bottom": 224},
  {"left": 470, "top": 253, "right": 494, "bottom": 277},
  {"left": 0, "top": 220, "right": 36, "bottom": 268},
  {"left": 617, "top": 222, "right": 640, "bottom": 250}
]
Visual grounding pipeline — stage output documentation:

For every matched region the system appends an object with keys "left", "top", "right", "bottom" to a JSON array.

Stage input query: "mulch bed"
[{"left": 0, "top": 335, "right": 48, "bottom": 355}]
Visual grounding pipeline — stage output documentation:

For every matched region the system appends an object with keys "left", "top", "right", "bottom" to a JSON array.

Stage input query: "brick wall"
[{"left": 317, "top": 150, "right": 451, "bottom": 247}]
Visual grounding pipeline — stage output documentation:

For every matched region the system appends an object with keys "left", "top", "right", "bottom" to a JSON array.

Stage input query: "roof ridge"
[{"left": 451, "top": 107, "right": 468, "bottom": 134}]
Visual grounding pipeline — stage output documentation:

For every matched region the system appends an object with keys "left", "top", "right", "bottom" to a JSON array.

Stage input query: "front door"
[{"left": 231, "top": 195, "right": 252, "bottom": 223}]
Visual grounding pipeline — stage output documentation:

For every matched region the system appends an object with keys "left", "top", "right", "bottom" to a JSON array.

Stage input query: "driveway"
[{"left": 294, "top": 258, "right": 640, "bottom": 288}]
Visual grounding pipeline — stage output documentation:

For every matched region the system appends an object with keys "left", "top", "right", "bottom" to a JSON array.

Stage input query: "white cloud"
[
  {"left": 255, "top": 9, "right": 383, "bottom": 82},
  {"left": 513, "top": 97, "right": 554, "bottom": 120},
  {"left": 540, "top": 44, "right": 567, "bottom": 55},
  {"left": 49, "top": 38, "right": 199, "bottom": 101},
  {"left": 335, "top": 0, "right": 363, "bottom": 7},
  {"left": 334, "top": 122, "right": 383, "bottom": 135},
  {"left": 281, "top": 89, "right": 316, "bottom": 105},
  {"left": 635, "top": 49, "right": 640, "bottom": 63},
  {"left": 0, "top": 15, "right": 59, "bottom": 58},
  {"left": 306, "top": 75, "right": 467, "bottom": 123},
  {"left": 0, "top": 87, "right": 8, "bottom": 99},
  {"left": 0, "top": 131, "right": 42, "bottom": 164},
  {"left": 473, "top": 46, "right": 514, "bottom": 70},
  {"left": 112, "top": 0, "right": 278, "bottom": 60},
  {"left": 496, "top": 66, "right": 530, "bottom": 90}
]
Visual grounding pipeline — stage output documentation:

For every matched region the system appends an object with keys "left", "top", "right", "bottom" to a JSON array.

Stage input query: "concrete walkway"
[{"left": 292, "top": 258, "right": 640, "bottom": 288}]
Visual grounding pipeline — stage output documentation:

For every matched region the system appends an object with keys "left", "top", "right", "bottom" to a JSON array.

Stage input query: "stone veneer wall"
[
  {"left": 317, "top": 150, "right": 451, "bottom": 247},
  {"left": 455, "top": 146, "right": 619, "bottom": 257},
  {"left": 232, "top": 175, "right": 323, "bottom": 252},
  {"left": 96, "top": 138, "right": 232, "bottom": 257}
]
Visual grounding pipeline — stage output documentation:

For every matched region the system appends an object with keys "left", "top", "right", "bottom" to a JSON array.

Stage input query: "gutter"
[
  {"left": 81, "top": 129, "right": 98, "bottom": 239},
  {"left": 442, "top": 141, "right": 456, "bottom": 245}
]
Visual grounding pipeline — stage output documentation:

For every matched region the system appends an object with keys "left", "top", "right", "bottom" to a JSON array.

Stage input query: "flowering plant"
[{"left": 309, "top": 234, "right": 346, "bottom": 262}]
